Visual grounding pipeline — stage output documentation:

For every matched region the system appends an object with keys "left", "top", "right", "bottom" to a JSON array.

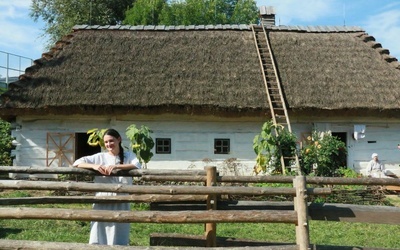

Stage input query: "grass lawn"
[{"left": 1, "top": 191, "right": 400, "bottom": 248}]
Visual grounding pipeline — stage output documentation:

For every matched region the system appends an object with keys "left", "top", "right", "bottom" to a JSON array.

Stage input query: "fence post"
[
  {"left": 205, "top": 166, "right": 217, "bottom": 247},
  {"left": 293, "top": 175, "right": 310, "bottom": 250}
]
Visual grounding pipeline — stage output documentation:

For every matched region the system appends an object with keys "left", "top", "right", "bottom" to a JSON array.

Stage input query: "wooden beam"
[
  {"left": 0, "top": 208, "right": 298, "bottom": 224},
  {"left": 0, "top": 238, "right": 298, "bottom": 250},
  {"left": 0, "top": 166, "right": 207, "bottom": 177},
  {"left": 293, "top": 176, "right": 310, "bottom": 250},
  {"left": 0, "top": 194, "right": 207, "bottom": 205},
  {"left": 0, "top": 180, "right": 331, "bottom": 196},
  {"left": 205, "top": 166, "right": 217, "bottom": 247}
]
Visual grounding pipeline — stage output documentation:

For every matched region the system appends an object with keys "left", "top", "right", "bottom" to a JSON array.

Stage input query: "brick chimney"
[{"left": 259, "top": 6, "right": 276, "bottom": 26}]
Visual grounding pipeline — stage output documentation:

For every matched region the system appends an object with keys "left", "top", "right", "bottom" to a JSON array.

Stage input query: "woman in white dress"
[{"left": 73, "top": 128, "right": 141, "bottom": 245}]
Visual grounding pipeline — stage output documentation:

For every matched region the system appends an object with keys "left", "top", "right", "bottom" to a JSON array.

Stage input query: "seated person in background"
[{"left": 367, "top": 153, "right": 384, "bottom": 178}]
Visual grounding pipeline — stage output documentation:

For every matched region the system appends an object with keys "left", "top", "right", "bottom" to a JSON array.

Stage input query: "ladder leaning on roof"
[{"left": 251, "top": 24, "right": 300, "bottom": 175}]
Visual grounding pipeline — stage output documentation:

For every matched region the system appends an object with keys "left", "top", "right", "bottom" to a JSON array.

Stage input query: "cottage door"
[{"left": 46, "top": 133, "right": 75, "bottom": 167}]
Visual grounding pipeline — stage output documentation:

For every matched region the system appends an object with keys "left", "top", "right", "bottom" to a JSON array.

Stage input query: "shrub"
[
  {"left": 253, "top": 120, "right": 298, "bottom": 175},
  {"left": 301, "top": 131, "right": 347, "bottom": 176},
  {"left": 0, "top": 119, "right": 14, "bottom": 166}
]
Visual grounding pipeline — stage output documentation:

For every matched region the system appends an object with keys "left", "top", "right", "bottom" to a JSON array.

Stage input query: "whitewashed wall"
[
  {"left": 10, "top": 114, "right": 400, "bottom": 178},
  {"left": 10, "top": 115, "right": 269, "bottom": 177},
  {"left": 314, "top": 121, "right": 400, "bottom": 176}
]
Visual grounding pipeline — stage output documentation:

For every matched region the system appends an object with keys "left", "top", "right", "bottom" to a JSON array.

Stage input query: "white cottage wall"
[
  {"left": 13, "top": 115, "right": 400, "bottom": 178},
  {"left": 314, "top": 121, "right": 400, "bottom": 176},
  {"left": 350, "top": 123, "right": 400, "bottom": 176},
  {"left": 10, "top": 115, "right": 272, "bottom": 177}
]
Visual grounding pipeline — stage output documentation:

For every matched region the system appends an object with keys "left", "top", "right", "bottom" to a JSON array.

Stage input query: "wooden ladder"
[{"left": 251, "top": 24, "right": 300, "bottom": 175}]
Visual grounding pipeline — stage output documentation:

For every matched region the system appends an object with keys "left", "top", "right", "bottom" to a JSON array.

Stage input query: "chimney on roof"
[{"left": 259, "top": 6, "right": 276, "bottom": 26}]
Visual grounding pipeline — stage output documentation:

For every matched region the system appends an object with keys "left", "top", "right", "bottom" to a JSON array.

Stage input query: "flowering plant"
[{"left": 301, "top": 131, "right": 347, "bottom": 176}]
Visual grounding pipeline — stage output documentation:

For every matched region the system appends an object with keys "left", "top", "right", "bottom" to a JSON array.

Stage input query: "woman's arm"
[
  {"left": 75, "top": 162, "right": 102, "bottom": 170},
  {"left": 109, "top": 164, "right": 139, "bottom": 171},
  {"left": 75, "top": 162, "right": 113, "bottom": 175}
]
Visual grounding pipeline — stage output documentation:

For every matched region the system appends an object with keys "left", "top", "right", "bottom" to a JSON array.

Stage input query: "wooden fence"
[{"left": 0, "top": 166, "right": 400, "bottom": 250}]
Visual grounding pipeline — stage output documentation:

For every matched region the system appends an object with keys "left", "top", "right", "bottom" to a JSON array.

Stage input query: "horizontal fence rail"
[
  {"left": 2, "top": 166, "right": 400, "bottom": 185},
  {"left": 0, "top": 208, "right": 298, "bottom": 224},
  {"left": 0, "top": 180, "right": 331, "bottom": 196}
]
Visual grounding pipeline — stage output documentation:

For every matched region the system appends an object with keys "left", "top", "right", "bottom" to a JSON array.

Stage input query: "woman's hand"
[{"left": 93, "top": 165, "right": 116, "bottom": 175}]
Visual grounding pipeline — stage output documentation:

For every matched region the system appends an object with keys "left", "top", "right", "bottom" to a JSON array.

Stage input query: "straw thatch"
[
  {"left": 1, "top": 24, "right": 400, "bottom": 119},
  {"left": 269, "top": 31, "right": 400, "bottom": 110}
]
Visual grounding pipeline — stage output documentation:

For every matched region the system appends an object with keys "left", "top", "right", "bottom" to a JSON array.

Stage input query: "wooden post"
[
  {"left": 205, "top": 166, "right": 217, "bottom": 247},
  {"left": 293, "top": 176, "right": 310, "bottom": 250}
]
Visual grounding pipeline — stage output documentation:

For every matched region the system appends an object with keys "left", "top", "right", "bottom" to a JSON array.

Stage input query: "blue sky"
[{"left": 1, "top": 0, "right": 400, "bottom": 77}]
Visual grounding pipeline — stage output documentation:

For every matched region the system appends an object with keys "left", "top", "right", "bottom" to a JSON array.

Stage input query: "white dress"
[{"left": 73, "top": 151, "right": 141, "bottom": 245}]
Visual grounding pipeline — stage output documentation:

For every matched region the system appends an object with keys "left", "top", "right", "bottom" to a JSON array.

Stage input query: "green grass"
[
  {"left": 2, "top": 219, "right": 400, "bottom": 248},
  {"left": 1, "top": 191, "right": 400, "bottom": 248}
]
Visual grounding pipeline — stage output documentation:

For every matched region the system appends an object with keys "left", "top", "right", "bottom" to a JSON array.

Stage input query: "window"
[
  {"left": 156, "top": 138, "right": 171, "bottom": 154},
  {"left": 214, "top": 138, "right": 230, "bottom": 154}
]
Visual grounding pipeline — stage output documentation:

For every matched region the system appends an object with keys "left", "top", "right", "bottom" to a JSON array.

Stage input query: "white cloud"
[
  {"left": 364, "top": 9, "right": 400, "bottom": 58},
  {"left": 0, "top": 0, "right": 45, "bottom": 59},
  {"left": 0, "top": 0, "right": 31, "bottom": 19}
]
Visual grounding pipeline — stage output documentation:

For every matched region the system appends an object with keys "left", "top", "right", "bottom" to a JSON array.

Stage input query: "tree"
[
  {"left": 124, "top": 0, "right": 259, "bottom": 26},
  {"left": 30, "top": 0, "right": 135, "bottom": 46},
  {"left": 231, "top": 0, "right": 259, "bottom": 24},
  {"left": 123, "top": 0, "right": 166, "bottom": 25}
]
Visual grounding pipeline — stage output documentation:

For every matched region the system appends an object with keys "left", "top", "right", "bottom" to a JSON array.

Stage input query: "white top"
[{"left": 73, "top": 150, "right": 141, "bottom": 245}]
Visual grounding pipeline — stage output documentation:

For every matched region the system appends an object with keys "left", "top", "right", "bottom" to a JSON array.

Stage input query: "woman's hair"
[{"left": 103, "top": 128, "right": 124, "bottom": 164}]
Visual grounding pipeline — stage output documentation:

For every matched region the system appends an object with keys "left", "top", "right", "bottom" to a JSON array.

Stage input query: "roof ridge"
[{"left": 72, "top": 24, "right": 365, "bottom": 33}]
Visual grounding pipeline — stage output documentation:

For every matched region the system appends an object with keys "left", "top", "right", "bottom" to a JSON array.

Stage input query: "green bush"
[
  {"left": 253, "top": 121, "right": 298, "bottom": 175},
  {"left": 0, "top": 119, "right": 14, "bottom": 166},
  {"left": 300, "top": 131, "right": 347, "bottom": 176}
]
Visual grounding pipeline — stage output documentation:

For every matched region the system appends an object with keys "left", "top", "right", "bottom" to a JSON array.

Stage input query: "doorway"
[{"left": 75, "top": 133, "right": 101, "bottom": 160}]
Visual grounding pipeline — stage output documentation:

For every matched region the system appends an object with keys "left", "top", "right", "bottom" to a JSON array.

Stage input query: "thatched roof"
[{"left": 1, "top": 24, "right": 400, "bottom": 120}]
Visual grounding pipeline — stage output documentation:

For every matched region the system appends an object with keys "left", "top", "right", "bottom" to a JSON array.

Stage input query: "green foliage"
[
  {"left": 336, "top": 167, "right": 360, "bottom": 178},
  {"left": 125, "top": 124, "right": 155, "bottom": 166},
  {"left": 301, "top": 131, "right": 347, "bottom": 176},
  {"left": 0, "top": 119, "right": 14, "bottom": 166},
  {"left": 124, "top": 0, "right": 259, "bottom": 26},
  {"left": 30, "top": 0, "right": 134, "bottom": 46},
  {"left": 230, "top": 0, "right": 259, "bottom": 24},
  {"left": 86, "top": 128, "right": 107, "bottom": 148},
  {"left": 253, "top": 120, "right": 297, "bottom": 175},
  {"left": 86, "top": 124, "right": 155, "bottom": 166},
  {"left": 124, "top": 0, "right": 166, "bottom": 25}
]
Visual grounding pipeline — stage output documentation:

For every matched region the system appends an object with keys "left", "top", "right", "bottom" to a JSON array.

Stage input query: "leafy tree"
[
  {"left": 124, "top": 0, "right": 259, "bottom": 26},
  {"left": 0, "top": 120, "right": 14, "bottom": 166},
  {"left": 231, "top": 0, "right": 259, "bottom": 24},
  {"left": 30, "top": 0, "right": 135, "bottom": 46},
  {"left": 123, "top": 0, "right": 166, "bottom": 25}
]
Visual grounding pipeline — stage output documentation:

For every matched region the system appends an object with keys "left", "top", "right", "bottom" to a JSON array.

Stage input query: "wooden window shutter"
[{"left": 46, "top": 132, "right": 75, "bottom": 167}]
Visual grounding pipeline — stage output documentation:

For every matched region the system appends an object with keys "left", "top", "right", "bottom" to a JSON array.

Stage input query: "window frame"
[
  {"left": 155, "top": 138, "right": 172, "bottom": 154},
  {"left": 214, "top": 138, "right": 230, "bottom": 154}
]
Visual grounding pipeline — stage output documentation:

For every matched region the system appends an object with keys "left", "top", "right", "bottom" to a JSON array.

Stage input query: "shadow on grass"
[{"left": 0, "top": 228, "right": 23, "bottom": 238}]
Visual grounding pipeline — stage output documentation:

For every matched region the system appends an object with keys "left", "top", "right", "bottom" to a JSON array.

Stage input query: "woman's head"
[{"left": 103, "top": 129, "right": 124, "bottom": 163}]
